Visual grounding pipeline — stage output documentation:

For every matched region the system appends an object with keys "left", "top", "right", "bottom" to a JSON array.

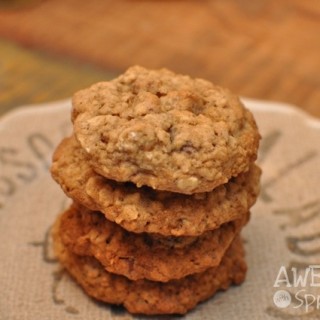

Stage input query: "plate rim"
[{"left": 0, "top": 97, "right": 319, "bottom": 129}]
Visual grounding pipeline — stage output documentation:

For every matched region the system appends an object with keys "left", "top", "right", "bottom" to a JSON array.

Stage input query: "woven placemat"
[{"left": 0, "top": 0, "right": 320, "bottom": 116}]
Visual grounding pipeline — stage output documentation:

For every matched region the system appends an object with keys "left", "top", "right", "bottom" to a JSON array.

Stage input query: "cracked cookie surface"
[
  {"left": 51, "top": 136, "right": 261, "bottom": 236},
  {"left": 53, "top": 221, "right": 247, "bottom": 315},
  {"left": 72, "top": 66, "right": 260, "bottom": 194},
  {"left": 58, "top": 203, "right": 247, "bottom": 282}
]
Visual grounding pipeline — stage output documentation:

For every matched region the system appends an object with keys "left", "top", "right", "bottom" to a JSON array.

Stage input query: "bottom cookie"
[{"left": 53, "top": 221, "right": 247, "bottom": 315}]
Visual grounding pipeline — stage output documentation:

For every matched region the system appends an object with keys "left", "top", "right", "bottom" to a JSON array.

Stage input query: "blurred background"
[{"left": 0, "top": 0, "right": 319, "bottom": 117}]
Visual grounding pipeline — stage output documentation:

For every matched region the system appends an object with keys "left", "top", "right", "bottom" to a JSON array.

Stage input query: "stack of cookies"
[{"left": 51, "top": 66, "right": 261, "bottom": 315}]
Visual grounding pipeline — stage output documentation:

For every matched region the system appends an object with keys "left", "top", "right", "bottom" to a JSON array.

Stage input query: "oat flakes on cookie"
[
  {"left": 51, "top": 136, "right": 261, "bottom": 236},
  {"left": 72, "top": 66, "right": 260, "bottom": 194},
  {"left": 53, "top": 219, "right": 247, "bottom": 315},
  {"left": 58, "top": 203, "right": 247, "bottom": 282}
]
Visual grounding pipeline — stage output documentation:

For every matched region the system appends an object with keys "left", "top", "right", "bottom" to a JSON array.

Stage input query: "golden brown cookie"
[
  {"left": 53, "top": 221, "right": 247, "bottom": 315},
  {"left": 51, "top": 136, "right": 261, "bottom": 236},
  {"left": 58, "top": 203, "right": 247, "bottom": 282},
  {"left": 72, "top": 66, "right": 260, "bottom": 194}
]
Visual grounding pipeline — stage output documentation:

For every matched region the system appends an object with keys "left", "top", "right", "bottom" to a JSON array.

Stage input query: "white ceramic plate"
[{"left": 0, "top": 99, "right": 319, "bottom": 320}]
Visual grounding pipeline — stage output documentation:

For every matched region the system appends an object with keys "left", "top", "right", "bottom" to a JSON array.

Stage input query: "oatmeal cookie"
[
  {"left": 72, "top": 66, "right": 260, "bottom": 194},
  {"left": 58, "top": 203, "right": 247, "bottom": 282},
  {"left": 51, "top": 136, "right": 260, "bottom": 236},
  {"left": 53, "top": 222, "right": 247, "bottom": 315}
]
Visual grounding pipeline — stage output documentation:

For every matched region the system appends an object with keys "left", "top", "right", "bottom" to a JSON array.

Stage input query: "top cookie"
[{"left": 72, "top": 66, "right": 260, "bottom": 194}]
